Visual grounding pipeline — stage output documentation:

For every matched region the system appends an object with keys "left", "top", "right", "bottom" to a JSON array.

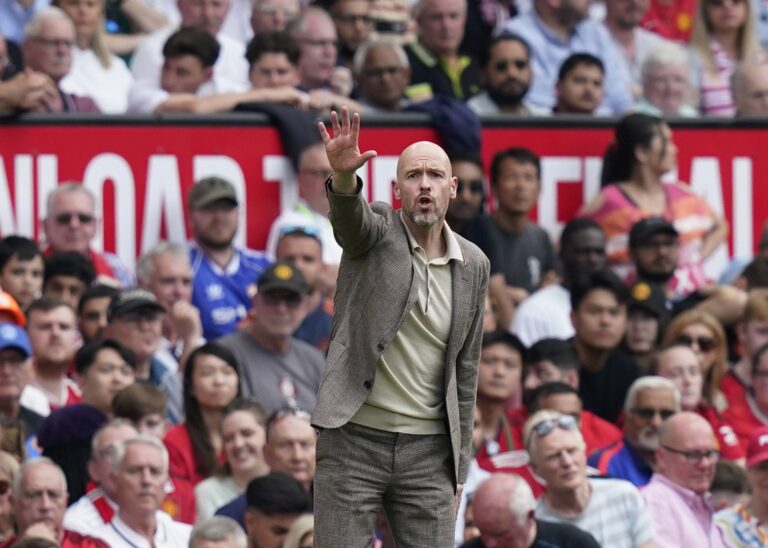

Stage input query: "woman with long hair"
[
  {"left": 195, "top": 399, "right": 269, "bottom": 519},
  {"left": 688, "top": 0, "right": 764, "bottom": 116},
  {"left": 55, "top": 0, "right": 133, "bottom": 113},
  {"left": 580, "top": 113, "right": 727, "bottom": 295},
  {"left": 164, "top": 343, "right": 240, "bottom": 494}
]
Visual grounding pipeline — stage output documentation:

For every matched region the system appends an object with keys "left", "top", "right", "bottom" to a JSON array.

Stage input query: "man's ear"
[
  {"left": 204, "top": 66, "right": 214, "bottom": 83},
  {"left": 392, "top": 180, "right": 400, "bottom": 200},
  {"left": 244, "top": 509, "right": 257, "bottom": 534}
]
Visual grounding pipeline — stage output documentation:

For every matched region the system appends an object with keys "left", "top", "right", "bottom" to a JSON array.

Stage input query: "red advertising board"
[{"left": 0, "top": 116, "right": 764, "bottom": 274}]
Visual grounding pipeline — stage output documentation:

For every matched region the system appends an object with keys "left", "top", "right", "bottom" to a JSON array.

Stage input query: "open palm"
[{"left": 317, "top": 108, "right": 377, "bottom": 175}]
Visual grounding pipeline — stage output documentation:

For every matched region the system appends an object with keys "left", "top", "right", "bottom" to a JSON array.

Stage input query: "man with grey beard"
[{"left": 588, "top": 376, "right": 680, "bottom": 486}]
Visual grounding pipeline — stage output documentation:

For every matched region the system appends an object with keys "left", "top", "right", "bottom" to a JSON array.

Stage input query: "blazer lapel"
[{"left": 445, "top": 258, "right": 473, "bottom": 385}]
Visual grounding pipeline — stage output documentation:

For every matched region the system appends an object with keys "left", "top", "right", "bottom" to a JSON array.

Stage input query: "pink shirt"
[{"left": 641, "top": 473, "right": 726, "bottom": 548}]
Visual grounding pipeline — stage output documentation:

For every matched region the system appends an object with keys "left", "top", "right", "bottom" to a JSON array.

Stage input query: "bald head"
[
  {"left": 733, "top": 62, "right": 768, "bottom": 117},
  {"left": 657, "top": 411, "right": 718, "bottom": 495},
  {"left": 659, "top": 411, "right": 712, "bottom": 446},
  {"left": 396, "top": 141, "right": 452, "bottom": 181},
  {"left": 471, "top": 474, "right": 536, "bottom": 548}
]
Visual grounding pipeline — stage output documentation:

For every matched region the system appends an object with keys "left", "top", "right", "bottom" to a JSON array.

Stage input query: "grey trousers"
[{"left": 313, "top": 421, "right": 456, "bottom": 548}]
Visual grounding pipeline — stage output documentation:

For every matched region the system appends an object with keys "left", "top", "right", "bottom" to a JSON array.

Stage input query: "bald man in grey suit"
[{"left": 312, "top": 108, "right": 490, "bottom": 546}]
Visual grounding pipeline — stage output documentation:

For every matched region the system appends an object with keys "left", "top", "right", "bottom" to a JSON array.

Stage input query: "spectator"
[
  {"left": 635, "top": 42, "right": 698, "bottom": 117},
  {"left": 282, "top": 513, "right": 313, "bottom": 548},
  {"left": 710, "top": 459, "right": 750, "bottom": 510},
  {"left": 10, "top": 458, "right": 108, "bottom": 547},
  {"left": 164, "top": 342, "right": 239, "bottom": 502},
  {"left": 266, "top": 142, "right": 342, "bottom": 272},
  {"left": 93, "top": 436, "right": 192, "bottom": 545},
  {"left": 524, "top": 410, "right": 654, "bottom": 547},
  {"left": 622, "top": 280, "right": 668, "bottom": 370},
  {"left": 326, "top": 0, "right": 375, "bottom": 67},
  {"left": 244, "top": 472, "right": 311, "bottom": 548},
  {"left": 459, "top": 473, "right": 600, "bottom": 548},
  {"left": 589, "top": 376, "right": 679, "bottom": 486},
  {"left": 488, "top": 148, "right": 558, "bottom": 300},
  {"left": 42, "top": 183, "right": 133, "bottom": 286},
  {"left": 187, "top": 176, "right": 270, "bottom": 340},
  {"left": 274, "top": 227, "right": 333, "bottom": 352},
  {"left": 74, "top": 339, "right": 136, "bottom": 417},
  {"left": 732, "top": 60, "right": 768, "bottom": 117},
  {"left": 21, "top": 8, "right": 101, "bottom": 113},
  {"left": 0, "top": 67, "right": 59, "bottom": 114},
  {"left": 42, "top": 251, "right": 95, "bottom": 311},
  {"left": 723, "top": 291, "right": 768, "bottom": 407},
  {"left": 77, "top": 284, "right": 118, "bottom": 343},
  {"left": 26, "top": 298, "right": 80, "bottom": 411},
  {"left": 195, "top": 399, "right": 268, "bottom": 520},
  {"left": 602, "top": 0, "right": 668, "bottom": 95},
  {"left": 218, "top": 262, "right": 324, "bottom": 414},
  {"left": 130, "top": 0, "right": 249, "bottom": 95},
  {"left": 468, "top": 34, "right": 547, "bottom": 116},
  {"left": 102, "top": 287, "right": 183, "bottom": 424},
  {"left": 190, "top": 516, "right": 247, "bottom": 548},
  {"left": 689, "top": 0, "right": 764, "bottom": 116},
  {"left": 136, "top": 241, "right": 202, "bottom": 374},
  {"left": 553, "top": 53, "right": 605, "bottom": 115},
  {"left": 500, "top": 0, "right": 632, "bottom": 114},
  {"left": 512, "top": 218, "right": 607, "bottom": 346},
  {"left": 62, "top": 419, "right": 138, "bottom": 533},
  {"left": 0, "top": 236, "right": 44, "bottom": 311},
  {"left": 54, "top": 0, "right": 133, "bottom": 113},
  {"left": 715, "top": 426, "right": 768, "bottom": 543},
  {"left": 0, "top": 451, "right": 18, "bottom": 544},
  {"left": 724, "top": 342, "right": 768, "bottom": 450},
  {"left": 264, "top": 408, "right": 315, "bottom": 492},
  {"left": 352, "top": 38, "right": 412, "bottom": 112},
  {"left": 245, "top": 30, "right": 310, "bottom": 108},
  {"left": 250, "top": 0, "right": 300, "bottom": 35},
  {"left": 580, "top": 114, "right": 728, "bottom": 287},
  {"left": 570, "top": 270, "right": 639, "bottom": 424},
  {"left": 642, "top": 412, "right": 723, "bottom": 546},
  {"left": 0, "top": 0, "right": 48, "bottom": 45},
  {"left": 111, "top": 381, "right": 169, "bottom": 438},
  {"left": 405, "top": 0, "right": 478, "bottom": 101},
  {"left": 0, "top": 323, "right": 44, "bottom": 439}
]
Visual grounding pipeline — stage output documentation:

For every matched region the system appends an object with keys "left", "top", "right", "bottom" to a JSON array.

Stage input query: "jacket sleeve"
[{"left": 326, "top": 177, "right": 388, "bottom": 259}]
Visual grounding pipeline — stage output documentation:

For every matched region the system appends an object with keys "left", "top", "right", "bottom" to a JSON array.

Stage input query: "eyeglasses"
[
  {"left": 362, "top": 66, "right": 404, "bottom": 79},
  {"left": 661, "top": 445, "right": 719, "bottom": 464},
  {"left": 676, "top": 335, "right": 717, "bottom": 352},
  {"left": 22, "top": 489, "right": 66, "bottom": 503},
  {"left": 530, "top": 414, "right": 578, "bottom": 439},
  {"left": 456, "top": 178, "right": 484, "bottom": 195},
  {"left": 54, "top": 212, "right": 95, "bottom": 225},
  {"left": 631, "top": 407, "right": 676, "bottom": 421},
  {"left": 333, "top": 13, "right": 373, "bottom": 24},
  {"left": 491, "top": 58, "right": 528, "bottom": 72},
  {"left": 301, "top": 38, "right": 338, "bottom": 48},
  {"left": 262, "top": 291, "right": 303, "bottom": 309}
]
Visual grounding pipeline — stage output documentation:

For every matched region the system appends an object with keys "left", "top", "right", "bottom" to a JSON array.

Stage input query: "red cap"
[
  {"left": 746, "top": 426, "right": 768, "bottom": 467},
  {"left": 0, "top": 291, "right": 25, "bottom": 327}
]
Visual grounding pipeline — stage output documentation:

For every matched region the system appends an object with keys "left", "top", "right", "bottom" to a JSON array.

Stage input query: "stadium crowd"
[{"left": 1, "top": 0, "right": 768, "bottom": 546}]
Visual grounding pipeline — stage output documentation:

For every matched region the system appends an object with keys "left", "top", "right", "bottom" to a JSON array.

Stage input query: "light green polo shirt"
[{"left": 350, "top": 214, "right": 463, "bottom": 434}]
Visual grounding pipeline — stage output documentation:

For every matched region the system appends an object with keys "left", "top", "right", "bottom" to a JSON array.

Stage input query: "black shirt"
[
  {"left": 458, "top": 214, "right": 502, "bottom": 276},
  {"left": 578, "top": 348, "right": 641, "bottom": 424},
  {"left": 460, "top": 519, "right": 601, "bottom": 548},
  {"left": 488, "top": 219, "right": 559, "bottom": 293}
]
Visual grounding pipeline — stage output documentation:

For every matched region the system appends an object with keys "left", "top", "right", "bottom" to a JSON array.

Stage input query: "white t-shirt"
[
  {"left": 63, "top": 488, "right": 116, "bottom": 534},
  {"left": 93, "top": 511, "right": 191, "bottom": 548},
  {"left": 511, "top": 284, "right": 574, "bottom": 346},
  {"left": 266, "top": 200, "right": 343, "bottom": 265},
  {"left": 61, "top": 47, "right": 133, "bottom": 113},
  {"left": 194, "top": 475, "right": 241, "bottom": 520},
  {"left": 144, "top": 0, "right": 253, "bottom": 44}
]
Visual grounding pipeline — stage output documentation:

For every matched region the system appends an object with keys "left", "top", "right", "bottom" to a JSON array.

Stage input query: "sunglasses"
[
  {"left": 676, "top": 335, "right": 717, "bottom": 352},
  {"left": 456, "top": 178, "right": 484, "bottom": 195},
  {"left": 531, "top": 414, "right": 578, "bottom": 439},
  {"left": 662, "top": 445, "right": 719, "bottom": 464},
  {"left": 262, "top": 291, "right": 303, "bottom": 309},
  {"left": 55, "top": 213, "right": 95, "bottom": 225},
  {"left": 279, "top": 225, "right": 321, "bottom": 240},
  {"left": 631, "top": 408, "right": 676, "bottom": 421},
  {"left": 492, "top": 59, "right": 528, "bottom": 72}
]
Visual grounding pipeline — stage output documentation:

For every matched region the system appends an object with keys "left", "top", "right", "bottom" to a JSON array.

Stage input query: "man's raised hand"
[{"left": 317, "top": 107, "right": 377, "bottom": 178}]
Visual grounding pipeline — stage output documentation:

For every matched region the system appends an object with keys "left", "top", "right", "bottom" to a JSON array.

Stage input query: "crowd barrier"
[{"left": 0, "top": 113, "right": 764, "bottom": 274}]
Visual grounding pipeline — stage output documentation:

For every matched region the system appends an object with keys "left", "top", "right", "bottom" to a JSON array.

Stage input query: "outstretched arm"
[{"left": 317, "top": 107, "right": 377, "bottom": 195}]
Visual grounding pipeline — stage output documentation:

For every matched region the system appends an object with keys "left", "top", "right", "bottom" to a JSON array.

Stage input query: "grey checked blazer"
[{"left": 311, "top": 179, "right": 490, "bottom": 485}]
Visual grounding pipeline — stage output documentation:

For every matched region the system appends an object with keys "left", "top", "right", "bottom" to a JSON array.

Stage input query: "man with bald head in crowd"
[
  {"left": 732, "top": 61, "right": 768, "bottom": 118},
  {"left": 312, "top": 109, "right": 489, "bottom": 545},
  {"left": 642, "top": 411, "right": 725, "bottom": 547},
  {"left": 461, "top": 473, "right": 600, "bottom": 547}
]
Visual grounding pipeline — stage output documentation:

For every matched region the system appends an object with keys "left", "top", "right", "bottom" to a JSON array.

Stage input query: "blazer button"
[
  {"left": 363, "top": 380, "right": 372, "bottom": 390},
  {"left": 376, "top": 343, "right": 385, "bottom": 352}
]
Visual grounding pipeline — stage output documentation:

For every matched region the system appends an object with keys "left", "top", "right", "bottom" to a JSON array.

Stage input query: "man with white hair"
[
  {"left": 353, "top": 38, "right": 412, "bottom": 112},
  {"left": 189, "top": 516, "right": 247, "bottom": 548},
  {"left": 93, "top": 435, "right": 192, "bottom": 546},
  {"left": 635, "top": 42, "right": 698, "bottom": 117},
  {"left": 20, "top": 8, "right": 100, "bottom": 114},
  {"left": 10, "top": 458, "right": 108, "bottom": 547},
  {"left": 460, "top": 473, "right": 600, "bottom": 547},
  {"left": 732, "top": 61, "right": 768, "bottom": 118},
  {"left": 525, "top": 410, "right": 654, "bottom": 548},
  {"left": 589, "top": 376, "right": 680, "bottom": 486}
]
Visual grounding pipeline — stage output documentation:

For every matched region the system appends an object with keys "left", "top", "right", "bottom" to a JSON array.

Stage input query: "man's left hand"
[{"left": 454, "top": 483, "right": 464, "bottom": 517}]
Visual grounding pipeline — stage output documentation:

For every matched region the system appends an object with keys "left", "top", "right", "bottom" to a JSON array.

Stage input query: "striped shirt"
[{"left": 536, "top": 478, "right": 654, "bottom": 548}]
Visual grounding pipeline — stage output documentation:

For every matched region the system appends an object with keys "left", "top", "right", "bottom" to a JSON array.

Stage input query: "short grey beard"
[
  {"left": 409, "top": 212, "right": 441, "bottom": 227},
  {"left": 635, "top": 427, "right": 660, "bottom": 451}
]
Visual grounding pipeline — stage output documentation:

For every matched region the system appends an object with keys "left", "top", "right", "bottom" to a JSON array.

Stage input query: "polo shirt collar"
[{"left": 400, "top": 212, "right": 463, "bottom": 263}]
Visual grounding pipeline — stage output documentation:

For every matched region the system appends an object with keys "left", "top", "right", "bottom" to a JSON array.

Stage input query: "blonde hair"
[
  {"left": 51, "top": 0, "right": 112, "bottom": 68},
  {"left": 662, "top": 310, "right": 727, "bottom": 406},
  {"left": 282, "top": 514, "right": 314, "bottom": 548},
  {"left": 0, "top": 451, "right": 19, "bottom": 482},
  {"left": 689, "top": 0, "right": 762, "bottom": 72},
  {"left": 743, "top": 290, "right": 768, "bottom": 323}
]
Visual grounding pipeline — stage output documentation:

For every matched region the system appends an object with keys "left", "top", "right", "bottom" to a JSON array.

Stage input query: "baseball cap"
[
  {"left": 257, "top": 262, "right": 310, "bottom": 295},
  {"left": 188, "top": 177, "right": 238, "bottom": 210},
  {"left": 0, "top": 323, "right": 31, "bottom": 357},
  {"left": 629, "top": 217, "right": 678, "bottom": 249},
  {"left": 746, "top": 426, "right": 768, "bottom": 467},
  {"left": 108, "top": 288, "right": 166, "bottom": 322},
  {"left": 0, "top": 291, "right": 25, "bottom": 327},
  {"left": 628, "top": 281, "right": 669, "bottom": 320}
]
